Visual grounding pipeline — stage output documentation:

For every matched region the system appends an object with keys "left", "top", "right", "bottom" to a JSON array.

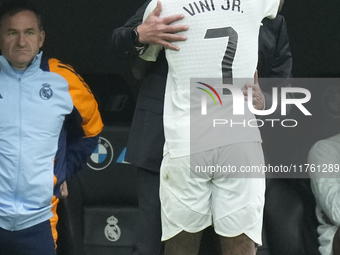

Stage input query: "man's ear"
[{"left": 39, "top": 30, "right": 45, "bottom": 48}]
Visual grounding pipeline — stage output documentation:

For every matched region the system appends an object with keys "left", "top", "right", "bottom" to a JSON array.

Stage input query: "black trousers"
[
  {"left": 0, "top": 220, "right": 55, "bottom": 255},
  {"left": 133, "top": 167, "right": 163, "bottom": 255}
]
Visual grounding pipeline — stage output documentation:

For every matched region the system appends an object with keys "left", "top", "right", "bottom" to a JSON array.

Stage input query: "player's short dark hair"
[{"left": 0, "top": 0, "right": 44, "bottom": 31}]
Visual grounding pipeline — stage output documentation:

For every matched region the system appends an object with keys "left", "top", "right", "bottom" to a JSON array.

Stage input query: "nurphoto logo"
[
  {"left": 193, "top": 79, "right": 312, "bottom": 129},
  {"left": 199, "top": 83, "right": 311, "bottom": 116}
]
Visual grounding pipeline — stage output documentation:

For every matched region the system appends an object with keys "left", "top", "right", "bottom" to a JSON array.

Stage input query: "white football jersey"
[{"left": 142, "top": 0, "right": 279, "bottom": 157}]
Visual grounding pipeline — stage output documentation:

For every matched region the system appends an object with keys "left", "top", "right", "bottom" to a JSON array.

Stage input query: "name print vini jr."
[{"left": 183, "top": 0, "right": 243, "bottom": 16}]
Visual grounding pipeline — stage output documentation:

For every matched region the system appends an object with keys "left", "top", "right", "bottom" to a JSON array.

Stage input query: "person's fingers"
[
  {"left": 163, "top": 24, "right": 189, "bottom": 34},
  {"left": 244, "top": 83, "right": 254, "bottom": 91},
  {"left": 151, "top": 1, "right": 162, "bottom": 17},
  {"left": 162, "top": 33, "right": 187, "bottom": 42},
  {"left": 60, "top": 181, "right": 68, "bottom": 198},
  {"left": 242, "top": 87, "right": 247, "bottom": 95},
  {"left": 163, "top": 13, "right": 186, "bottom": 25},
  {"left": 161, "top": 41, "right": 180, "bottom": 50},
  {"left": 254, "top": 69, "right": 258, "bottom": 84},
  {"left": 244, "top": 83, "right": 252, "bottom": 89}
]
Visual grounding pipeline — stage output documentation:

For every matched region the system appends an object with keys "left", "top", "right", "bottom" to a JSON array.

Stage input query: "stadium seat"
[
  {"left": 264, "top": 178, "right": 321, "bottom": 255},
  {"left": 57, "top": 125, "right": 138, "bottom": 255}
]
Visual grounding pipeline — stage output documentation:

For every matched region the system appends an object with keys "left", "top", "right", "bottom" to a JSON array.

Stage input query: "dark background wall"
[
  {"left": 37, "top": 0, "right": 147, "bottom": 74},
  {"left": 282, "top": 0, "right": 340, "bottom": 77}
]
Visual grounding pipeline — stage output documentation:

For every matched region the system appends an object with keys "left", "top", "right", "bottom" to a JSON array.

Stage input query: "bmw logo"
[{"left": 87, "top": 137, "right": 114, "bottom": 170}]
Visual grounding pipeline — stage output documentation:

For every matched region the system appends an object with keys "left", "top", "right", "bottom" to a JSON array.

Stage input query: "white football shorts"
[{"left": 160, "top": 142, "right": 265, "bottom": 245}]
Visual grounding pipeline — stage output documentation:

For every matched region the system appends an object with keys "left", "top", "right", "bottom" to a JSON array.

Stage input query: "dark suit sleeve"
[
  {"left": 259, "top": 15, "right": 293, "bottom": 118},
  {"left": 111, "top": 1, "right": 151, "bottom": 64},
  {"left": 268, "top": 16, "right": 292, "bottom": 79}
]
